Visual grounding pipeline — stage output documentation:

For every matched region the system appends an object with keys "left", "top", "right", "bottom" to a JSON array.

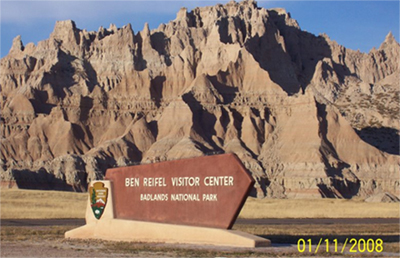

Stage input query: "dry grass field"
[
  {"left": 1, "top": 188, "right": 399, "bottom": 219},
  {"left": 239, "top": 197, "right": 400, "bottom": 219},
  {"left": 0, "top": 189, "right": 87, "bottom": 219}
]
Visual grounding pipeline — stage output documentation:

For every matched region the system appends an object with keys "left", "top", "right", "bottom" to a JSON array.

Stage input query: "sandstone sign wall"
[{"left": 1, "top": 0, "right": 399, "bottom": 199}]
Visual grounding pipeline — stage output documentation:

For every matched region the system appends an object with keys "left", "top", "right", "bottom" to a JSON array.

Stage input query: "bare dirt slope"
[{"left": 1, "top": 0, "right": 399, "bottom": 199}]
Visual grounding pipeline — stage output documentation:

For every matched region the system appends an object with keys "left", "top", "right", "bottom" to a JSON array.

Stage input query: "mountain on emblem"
[
  {"left": 96, "top": 199, "right": 106, "bottom": 204},
  {"left": 89, "top": 182, "right": 108, "bottom": 220}
]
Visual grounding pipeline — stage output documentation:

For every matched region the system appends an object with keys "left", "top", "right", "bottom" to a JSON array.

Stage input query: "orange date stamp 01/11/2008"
[{"left": 297, "top": 238, "right": 384, "bottom": 254}]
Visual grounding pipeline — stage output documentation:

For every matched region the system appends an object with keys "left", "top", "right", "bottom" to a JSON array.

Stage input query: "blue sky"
[{"left": 1, "top": 0, "right": 399, "bottom": 57}]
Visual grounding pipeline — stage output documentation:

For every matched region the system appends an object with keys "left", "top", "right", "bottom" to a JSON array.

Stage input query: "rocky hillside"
[{"left": 1, "top": 0, "right": 399, "bottom": 199}]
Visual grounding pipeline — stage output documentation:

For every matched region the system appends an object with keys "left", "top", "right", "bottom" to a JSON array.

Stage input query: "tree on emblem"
[{"left": 91, "top": 188, "right": 96, "bottom": 205}]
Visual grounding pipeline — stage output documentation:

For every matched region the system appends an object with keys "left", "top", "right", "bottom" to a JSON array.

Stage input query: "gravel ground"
[
  {"left": 1, "top": 220, "right": 399, "bottom": 258},
  {"left": 1, "top": 239, "right": 129, "bottom": 257},
  {"left": 2, "top": 238, "right": 399, "bottom": 258},
  {"left": 1, "top": 238, "right": 300, "bottom": 258}
]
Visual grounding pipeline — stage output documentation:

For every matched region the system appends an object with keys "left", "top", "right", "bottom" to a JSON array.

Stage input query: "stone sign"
[
  {"left": 66, "top": 153, "right": 270, "bottom": 247},
  {"left": 105, "top": 153, "right": 254, "bottom": 229}
]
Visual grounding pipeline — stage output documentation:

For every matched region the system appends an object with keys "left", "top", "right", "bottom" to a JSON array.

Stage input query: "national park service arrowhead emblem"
[{"left": 89, "top": 182, "right": 108, "bottom": 220}]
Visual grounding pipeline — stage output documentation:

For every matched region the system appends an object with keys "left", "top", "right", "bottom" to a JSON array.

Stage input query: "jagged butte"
[{"left": 1, "top": 0, "right": 399, "bottom": 200}]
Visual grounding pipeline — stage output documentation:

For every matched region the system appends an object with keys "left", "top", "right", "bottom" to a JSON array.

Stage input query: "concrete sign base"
[
  {"left": 65, "top": 176, "right": 270, "bottom": 247},
  {"left": 65, "top": 218, "right": 270, "bottom": 247}
]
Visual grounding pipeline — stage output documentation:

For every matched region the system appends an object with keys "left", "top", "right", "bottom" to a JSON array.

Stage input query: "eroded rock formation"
[{"left": 1, "top": 0, "right": 399, "bottom": 199}]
